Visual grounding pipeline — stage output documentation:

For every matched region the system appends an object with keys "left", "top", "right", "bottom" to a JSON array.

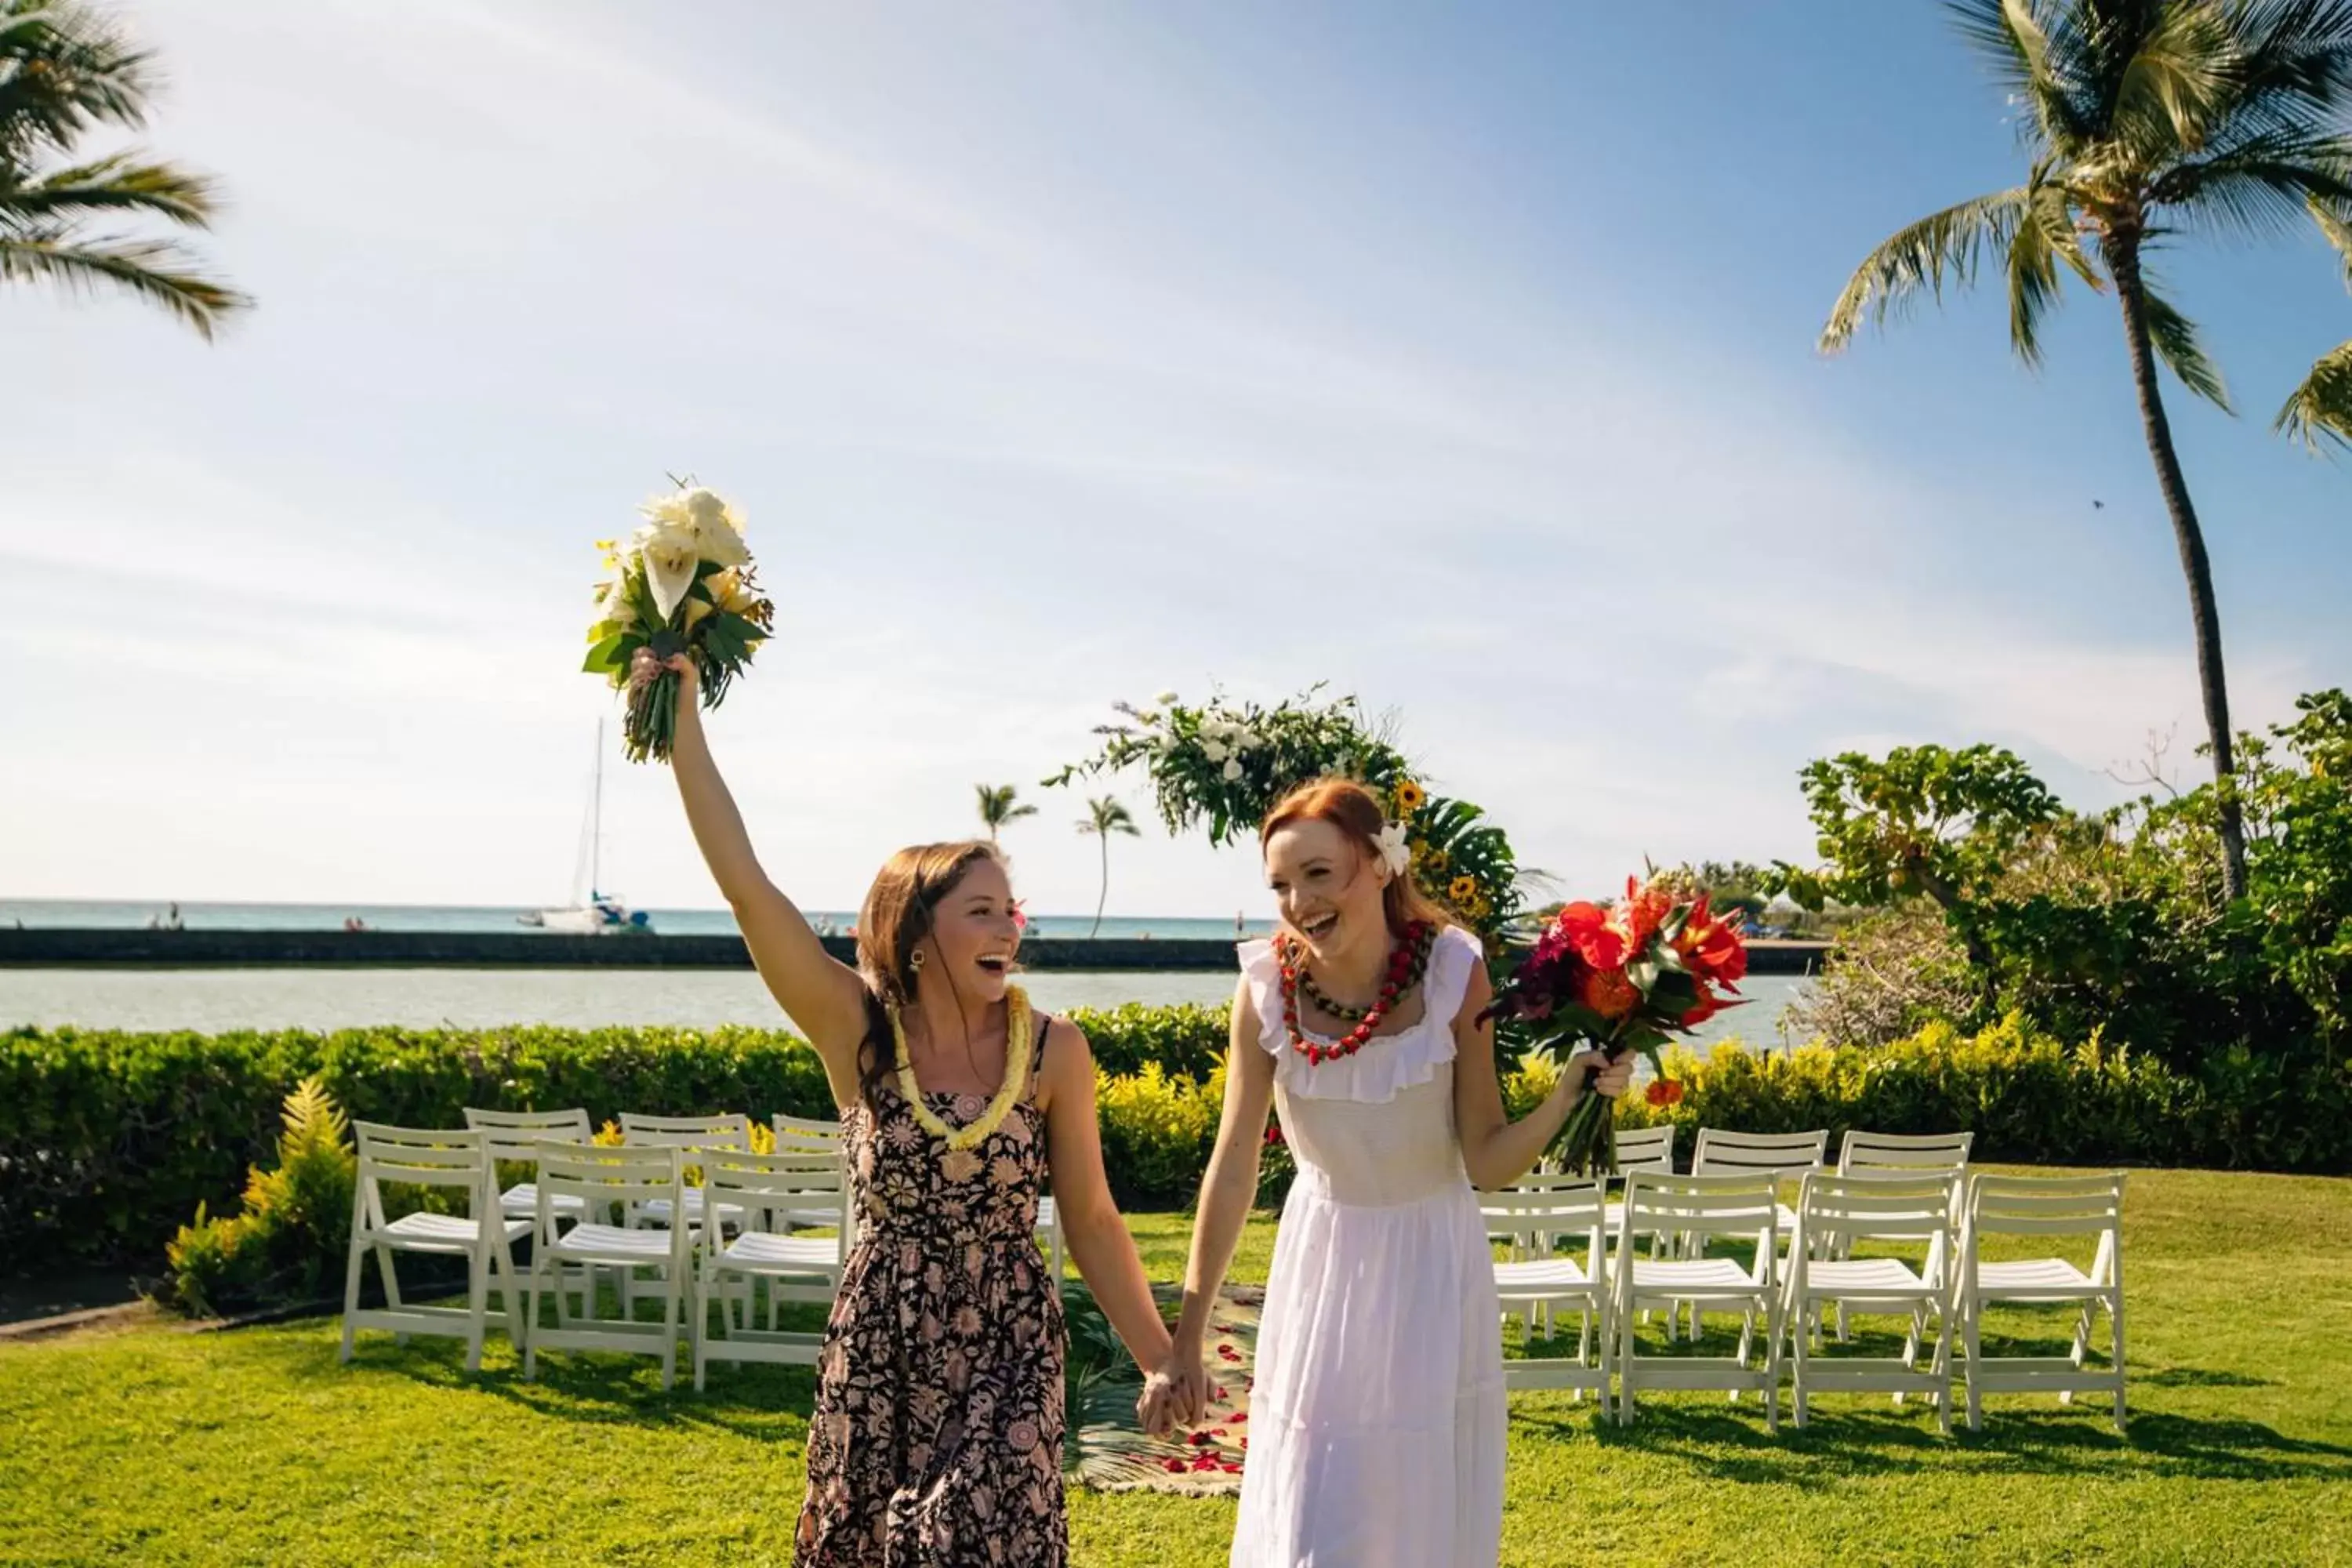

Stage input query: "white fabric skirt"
[{"left": 1231, "top": 1167, "right": 1507, "bottom": 1568}]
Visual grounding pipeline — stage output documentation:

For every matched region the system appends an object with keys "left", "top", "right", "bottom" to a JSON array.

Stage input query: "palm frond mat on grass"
[{"left": 1064, "top": 1283, "right": 1261, "bottom": 1496}]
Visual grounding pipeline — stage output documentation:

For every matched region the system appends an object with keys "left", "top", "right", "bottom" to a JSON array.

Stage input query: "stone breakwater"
[{"left": 0, "top": 928, "right": 1829, "bottom": 975}]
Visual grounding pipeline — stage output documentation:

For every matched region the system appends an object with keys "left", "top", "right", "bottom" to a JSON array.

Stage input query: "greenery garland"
[{"left": 1047, "top": 687, "right": 1526, "bottom": 943}]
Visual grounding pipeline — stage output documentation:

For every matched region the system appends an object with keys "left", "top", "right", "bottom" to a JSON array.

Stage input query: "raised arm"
[
  {"left": 1450, "top": 960, "right": 1631, "bottom": 1189},
  {"left": 1147, "top": 976, "right": 1276, "bottom": 1432},
  {"left": 1036, "top": 1018, "right": 1173, "bottom": 1375},
  {"left": 637, "top": 651, "right": 869, "bottom": 1094}
]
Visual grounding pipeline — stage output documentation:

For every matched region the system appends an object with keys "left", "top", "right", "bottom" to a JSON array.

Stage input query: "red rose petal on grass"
[
  {"left": 1189, "top": 1431, "right": 1214, "bottom": 1446},
  {"left": 1163, "top": 1458, "right": 1188, "bottom": 1474},
  {"left": 1220, "top": 1461, "right": 1243, "bottom": 1473}
]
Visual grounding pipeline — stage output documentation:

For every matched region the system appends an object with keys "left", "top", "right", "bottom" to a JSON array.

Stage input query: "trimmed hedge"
[
  {"left": 8, "top": 1008, "right": 2348, "bottom": 1273},
  {"left": 1621, "top": 1015, "right": 2352, "bottom": 1174}
]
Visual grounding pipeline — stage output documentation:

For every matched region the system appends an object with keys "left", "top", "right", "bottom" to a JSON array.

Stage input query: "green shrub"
[
  {"left": 163, "top": 1077, "right": 356, "bottom": 1316},
  {"left": 11, "top": 1004, "right": 2350, "bottom": 1277},
  {"left": 1068, "top": 1002, "right": 1230, "bottom": 1080},
  {"left": 1617, "top": 1014, "right": 2352, "bottom": 1172}
]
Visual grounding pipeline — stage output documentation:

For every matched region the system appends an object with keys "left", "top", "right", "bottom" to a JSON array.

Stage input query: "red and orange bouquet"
[{"left": 1479, "top": 874, "right": 1751, "bottom": 1174}]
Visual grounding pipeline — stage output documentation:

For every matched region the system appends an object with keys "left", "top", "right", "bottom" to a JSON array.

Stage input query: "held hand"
[
  {"left": 1152, "top": 1345, "right": 1210, "bottom": 1432},
  {"left": 629, "top": 647, "right": 697, "bottom": 698},
  {"left": 1562, "top": 1047, "right": 1635, "bottom": 1101},
  {"left": 1136, "top": 1369, "right": 1179, "bottom": 1439}
]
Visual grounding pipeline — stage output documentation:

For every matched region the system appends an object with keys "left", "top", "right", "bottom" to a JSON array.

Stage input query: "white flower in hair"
[{"left": 1374, "top": 822, "right": 1411, "bottom": 879}]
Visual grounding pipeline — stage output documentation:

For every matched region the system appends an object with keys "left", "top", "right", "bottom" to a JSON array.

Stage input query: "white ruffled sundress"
[{"left": 1229, "top": 924, "right": 1506, "bottom": 1568}]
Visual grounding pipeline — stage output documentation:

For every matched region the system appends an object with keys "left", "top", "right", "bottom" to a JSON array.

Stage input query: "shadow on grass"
[
  {"left": 281, "top": 1292, "right": 826, "bottom": 1443},
  {"left": 1512, "top": 1400, "right": 2352, "bottom": 1486}
]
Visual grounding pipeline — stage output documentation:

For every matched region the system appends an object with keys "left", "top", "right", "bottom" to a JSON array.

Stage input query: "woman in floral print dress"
[{"left": 640, "top": 651, "right": 1173, "bottom": 1565}]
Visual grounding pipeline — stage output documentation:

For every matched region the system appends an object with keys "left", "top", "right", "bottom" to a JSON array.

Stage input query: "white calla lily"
[{"left": 634, "top": 521, "right": 700, "bottom": 620}]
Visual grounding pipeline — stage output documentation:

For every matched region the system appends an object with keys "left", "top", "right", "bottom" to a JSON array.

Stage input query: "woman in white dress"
[{"left": 1141, "top": 778, "right": 1630, "bottom": 1567}]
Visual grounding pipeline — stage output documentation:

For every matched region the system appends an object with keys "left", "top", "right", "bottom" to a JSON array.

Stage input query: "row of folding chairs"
[
  {"left": 460, "top": 1108, "right": 1065, "bottom": 1283},
  {"left": 337, "top": 1110, "right": 1065, "bottom": 1391},
  {"left": 1482, "top": 1164, "right": 2126, "bottom": 1433}
]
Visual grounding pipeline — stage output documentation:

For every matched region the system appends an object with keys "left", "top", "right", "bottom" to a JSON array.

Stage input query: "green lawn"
[{"left": 5, "top": 1169, "right": 2350, "bottom": 1566}]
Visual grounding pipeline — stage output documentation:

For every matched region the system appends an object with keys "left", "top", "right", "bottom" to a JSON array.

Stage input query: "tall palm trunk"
[
  {"left": 1090, "top": 836, "right": 1109, "bottom": 938},
  {"left": 2105, "top": 234, "right": 2249, "bottom": 901}
]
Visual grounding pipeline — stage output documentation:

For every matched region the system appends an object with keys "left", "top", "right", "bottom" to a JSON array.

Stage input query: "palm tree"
[
  {"left": 2278, "top": 203, "right": 2352, "bottom": 450},
  {"left": 1076, "top": 795, "right": 1139, "bottom": 939},
  {"left": 975, "top": 782, "right": 1038, "bottom": 844},
  {"left": 1820, "top": 0, "right": 2352, "bottom": 904},
  {"left": 2, "top": 0, "right": 251, "bottom": 337}
]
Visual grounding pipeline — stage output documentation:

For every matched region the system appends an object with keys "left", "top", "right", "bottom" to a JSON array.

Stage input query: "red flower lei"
[{"left": 1278, "top": 921, "right": 1436, "bottom": 1065}]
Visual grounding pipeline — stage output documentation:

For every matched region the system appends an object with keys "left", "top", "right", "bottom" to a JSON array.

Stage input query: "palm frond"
[
  {"left": 0, "top": 151, "right": 220, "bottom": 227},
  {"left": 2153, "top": 124, "right": 2352, "bottom": 238},
  {"left": 2314, "top": 193, "right": 2352, "bottom": 285},
  {"left": 1820, "top": 186, "right": 2031, "bottom": 353},
  {"left": 2274, "top": 337, "right": 2352, "bottom": 448},
  {"left": 2007, "top": 161, "right": 2103, "bottom": 364},
  {"left": 0, "top": 0, "right": 155, "bottom": 158},
  {"left": 2140, "top": 276, "right": 2232, "bottom": 410},
  {"left": 1947, "top": 0, "right": 2095, "bottom": 153},
  {"left": 2230, "top": 0, "right": 2352, "bottom": 115},
  {"left": 0, "top": 230, "right": 249, "bottom": 336},
  {"left": 2104, "top": 0, "right": 2236, "bottom": 157}
]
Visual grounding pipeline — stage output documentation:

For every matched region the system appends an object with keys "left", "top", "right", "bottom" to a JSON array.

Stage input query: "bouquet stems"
[
  {"left": 624, "top": 666, "right": 680, "bottom": 764},
  {"left": 1548, "top": 1044, "right": 1627, "bottom": 1175}
]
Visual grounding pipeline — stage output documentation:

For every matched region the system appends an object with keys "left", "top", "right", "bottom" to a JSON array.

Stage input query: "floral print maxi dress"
[{"left": 796, "top": 1020, "right": 1066, "bottom": 1566}]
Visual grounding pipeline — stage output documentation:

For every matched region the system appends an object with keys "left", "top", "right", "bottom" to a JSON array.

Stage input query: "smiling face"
[
  {"left": 1265, "top": 815, "right": 1391, "bottom": 967},
  {"left": 913, "top": 854, "right": 1022, "bottom": 1003}
]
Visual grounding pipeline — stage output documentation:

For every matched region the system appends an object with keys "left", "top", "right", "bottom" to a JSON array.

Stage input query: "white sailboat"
[{"left": 519, "top": 719, "right": 652, "bottom": 935}]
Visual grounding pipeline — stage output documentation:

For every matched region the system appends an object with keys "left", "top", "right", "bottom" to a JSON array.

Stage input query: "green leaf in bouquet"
[
  {"left": 698, "top": 619, "right": 739, "bottom": 666},
  {"left": 582, "top": 632, "right": 627, "bottom": 674},
  {"left": 714, "top": 610, "right": 768, "bottom": 648},
  {"left": 585, "top": 618, "right": 622, "bottom": 645},
  {"left": 1661, "top": 905, "right": 1693, "bottom": 942},
  {"left": 1649, "top": 970, "right": 1700, "bottom": 1013},
  {"left": 1628, "top": 958, "right": 1660, "bottom": 993}
]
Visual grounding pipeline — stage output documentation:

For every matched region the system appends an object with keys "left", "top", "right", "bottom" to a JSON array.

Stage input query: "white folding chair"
[
  {"left": 1958, "top": 1171, "right": 2128, "bottom": 1432},
  {"left": 1482, "top": 1180, "right": 1610, "bottom": 1399},
  {"left": 693, "top": 1149, "right": 851, "bottom": 1390},
  {"left": 1782, "top": 1171, "right": 1960, "bottom": 1432},
  {"left": 1691, "top": 1128, "right": 1828, "bottom": 1235},
  {"left": 1681, "top": 1129, "right": 1825, "bottom": 1337},
  {"left": 1600, "top": 1123, "right": 1677, "bottom": 1215},
  {"left": 523, "top": 1143, "right": 693, "bottom": 1390},
  {"left": 1838, "top": 1130, "right": 1975, "bottom": 1178},
  {"left": 339, "top": 1123, "right": 528, "bottom": 1372},
  {"left": 771, "top": 1112, "right": 843, "bottom": 1156},
  {"left": 463, "top": 1107, "right": 592, "bottom": 1225},
  {"left": 1612, "top": 1171, "right": 1783, "bottom": 1429},
  {"left": 1824, "top": 1131, "right": 1973, "bottom": 1338},
  {"left": 1036, "top": 1195, "right": 1065, "bottom": 1296},
  {"left": 619, "top": 1111, "right": 753, "bottom": 1232},
  {"left": 768, "top": 1112, "right": 853, "bottom": 1232}
]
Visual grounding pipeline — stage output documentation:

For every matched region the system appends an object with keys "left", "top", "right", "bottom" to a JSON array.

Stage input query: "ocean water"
[
  {"left": 0, "top": 898, "right": 1275, "bottom": 942},
  {"left": 0, "top": 964, "right": 1812, "bottom": 1051}
]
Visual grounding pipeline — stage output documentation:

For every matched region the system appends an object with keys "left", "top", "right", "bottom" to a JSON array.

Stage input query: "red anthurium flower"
[
  {"left": 1676, "top": 900, "right": 1748, "bottom": 985},
  {"left": 1555, "top": 902, "right": 1626, "bottom": 970}
]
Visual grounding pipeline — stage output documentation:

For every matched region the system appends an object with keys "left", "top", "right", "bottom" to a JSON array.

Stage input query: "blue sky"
[{"left": 4, "top": 1, "right": 2347, "bottom": 920}]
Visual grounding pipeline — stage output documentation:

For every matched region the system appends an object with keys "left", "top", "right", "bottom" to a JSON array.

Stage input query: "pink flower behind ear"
[{"left": 1010, "top": 901, "right": 1028, "bottom": 931}]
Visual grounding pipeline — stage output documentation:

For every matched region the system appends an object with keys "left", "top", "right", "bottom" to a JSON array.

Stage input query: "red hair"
[{"left": 1259, "top": 777, "right": 1449, "bottom": 938}]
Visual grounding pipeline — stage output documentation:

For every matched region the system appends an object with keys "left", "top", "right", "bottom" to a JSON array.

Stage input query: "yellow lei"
[{"left": 891, "top": 985, "right": 1033, "bottom": 1152}]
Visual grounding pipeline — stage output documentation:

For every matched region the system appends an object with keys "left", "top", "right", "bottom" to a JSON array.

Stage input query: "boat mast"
[{"left": 590, "top": 717, "right": 604, "bottom": 899}]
